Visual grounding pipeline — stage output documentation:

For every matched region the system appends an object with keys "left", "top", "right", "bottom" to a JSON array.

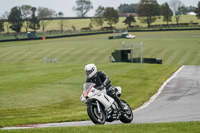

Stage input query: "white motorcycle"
[{"left": 80, "top": 83, "right": 133, "bottom": 124}]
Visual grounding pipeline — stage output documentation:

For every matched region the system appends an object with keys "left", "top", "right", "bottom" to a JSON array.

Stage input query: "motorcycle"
[{"left": 80, "top": 83, "right": 133, "bottom": 124}]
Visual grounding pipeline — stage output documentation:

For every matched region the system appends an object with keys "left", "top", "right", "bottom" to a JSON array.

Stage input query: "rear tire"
[
  {"left": 119, "top": 100, "right": 133, "bottom": 123},
  {"left": 87, "top": 104, "right": 105, "bottom": 124}
]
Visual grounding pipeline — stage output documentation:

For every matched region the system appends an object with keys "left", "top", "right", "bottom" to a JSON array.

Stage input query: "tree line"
[{"left": 0, "top": 0, "right": 200, "bottom": 34}]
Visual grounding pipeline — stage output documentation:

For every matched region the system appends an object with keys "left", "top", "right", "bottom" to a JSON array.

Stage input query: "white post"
[{"left": 140, "top": 42, "right": 143, "bottom": 63}]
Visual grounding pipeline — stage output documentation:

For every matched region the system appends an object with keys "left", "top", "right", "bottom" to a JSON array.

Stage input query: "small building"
[
  {"left": 111, "top": 49, "right": 133, "bottom": 62},
  {"left": 111, "top": 49, "right": 162, "bottom": 64},
  {"left": 27, "top": 31, "right": 37, "bottom": 38}
]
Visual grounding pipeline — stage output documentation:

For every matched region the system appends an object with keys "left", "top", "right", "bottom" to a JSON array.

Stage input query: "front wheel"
[
  {"left": 120, "top": 100, "right": 133, "bottom": 123},
  {"left": 87, "top": 103, "right": 106, "bottom": 124}
]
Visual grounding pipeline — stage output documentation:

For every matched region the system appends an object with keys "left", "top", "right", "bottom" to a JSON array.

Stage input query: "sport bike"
[{"left": 80, "top": 83, "right": 133, "bottom": 124}]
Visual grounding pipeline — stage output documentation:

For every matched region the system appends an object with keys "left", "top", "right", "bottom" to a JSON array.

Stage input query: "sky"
[{"left": 0, "top": 0, "right": 199, "bottom": 17}]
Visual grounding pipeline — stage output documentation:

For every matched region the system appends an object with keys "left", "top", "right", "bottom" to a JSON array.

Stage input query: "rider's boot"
[{"left": 112, "top": 95, "right": 129, "bottom": 111}]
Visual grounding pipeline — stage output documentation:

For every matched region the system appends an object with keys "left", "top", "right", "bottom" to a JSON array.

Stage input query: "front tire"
[
  {"left": 87, "top": 103, "right": 106, "bottom": 124},
  {"left": 119, "top": 100, "right": 133, "bottom": 123}
]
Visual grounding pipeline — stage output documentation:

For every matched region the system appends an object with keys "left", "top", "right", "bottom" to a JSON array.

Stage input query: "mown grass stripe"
[
  {"left": 29, "top": 48, "right": 54, "bottom": 61},
  {"left": 90, "top": 47, "right": 111, "bottom": 63},
  {"left": 74, "top": 46, "right": 101, "bottom": 63},
  {"left": 66, "top": 47, "right": 89, "bottom": 63},
  {"left": 156, "top": 49, "right": 169, "bottom": 60},
  {"left": 98, "top": 49, "right": 114, "bottom": 63},
  {"left": 4, "top": 50, "right": 27, "bottom": 62},
  {"left": 41, "top": 48, "right": 65, "bottom": 60},
  {"left": 55, "top": 47, "right": 76, "bottom": 61},
  {"left": 13, "top": 50, "right": 36, "bottom": 62},
  {"left": 165, "top": 50, "right": 181, "bottom": 65},
  {"left": 21, "top": 48, "right": 52, "bottom": 62},
  {"left": 176, "top": 51, "right": 191, "bottom": 65},
  {"left": 190, "top": 52, "right": 200, "bottom": 65},
  {"left": 171, "top": 51, "right": 186, "bottom": 65},
  {"left": 73, "top": 39, "right": 111, "bottom": 63},
  {"left": 162, "top": 50, "right": 175, "bottom": 65},
  {"left": 0, "top": 51, "right": 14, "bottom": 62},
  {"left": 185, "top": 51, "right": 199, "bottom": 65},
  {"left": 144, "top": 48, "right": 158, "bottom": 58},
  {"left": 142, "top": 47, "right": 152, "bottom": 57},
  {"left": 149, "top": 48, "right": 164, "bottom": 58}
]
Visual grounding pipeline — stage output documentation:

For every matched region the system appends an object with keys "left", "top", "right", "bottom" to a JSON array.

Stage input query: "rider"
[{"left": 84, "top": 63, "right": 127, "bottom": 111}]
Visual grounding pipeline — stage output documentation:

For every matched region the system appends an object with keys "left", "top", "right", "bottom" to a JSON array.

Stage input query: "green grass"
[
  {"left": 0, "top": 30, "right": 200, "bottom": 128},
  {"left": 1, "top": 121, "right": 200, "bottom": 133},
  {"left": 0, "top": 63, "right": 178, "bottom": 127}
]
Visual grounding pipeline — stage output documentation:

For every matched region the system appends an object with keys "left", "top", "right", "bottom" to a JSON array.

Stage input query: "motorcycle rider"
[{"left": 84, "top": 63, "right": 128, "bottom": 111}]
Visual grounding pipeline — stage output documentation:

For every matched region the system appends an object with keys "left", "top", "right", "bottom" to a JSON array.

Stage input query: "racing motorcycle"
[{"left": 80, "top": 83, "right": 133, "bottom": 124}]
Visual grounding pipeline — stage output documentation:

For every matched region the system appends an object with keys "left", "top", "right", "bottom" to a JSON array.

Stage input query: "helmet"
[{"left": 85, "top": 63, "right": 97, "bottom": 78}]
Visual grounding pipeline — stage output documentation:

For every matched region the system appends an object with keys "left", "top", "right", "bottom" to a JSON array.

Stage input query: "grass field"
[
  {"left": 0, "top": 30, "right": 200, "bottom": 130},
  {"left": 1, "top": 121, "right": 200, "bottom": 133}
]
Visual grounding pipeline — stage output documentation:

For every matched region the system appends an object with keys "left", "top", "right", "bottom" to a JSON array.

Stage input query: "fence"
[{"left": 0, "top": 24, "right": 200, "bottom": 41}]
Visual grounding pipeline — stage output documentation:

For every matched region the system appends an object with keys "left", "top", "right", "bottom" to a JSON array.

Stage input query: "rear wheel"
[
  {"left": 87, "top": 103, "right": 105, "bottom": 124},
  {"left": 119, "top": 100, "right": 133, "bottom": 123}
]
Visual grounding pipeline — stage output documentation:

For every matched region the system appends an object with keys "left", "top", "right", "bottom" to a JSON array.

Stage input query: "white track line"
[{"left": 133, "top": 65, "right": 184, "bottom": 113}]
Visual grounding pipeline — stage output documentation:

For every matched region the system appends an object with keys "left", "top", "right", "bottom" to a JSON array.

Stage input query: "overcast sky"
[{"left": 0, "top": 0, "right": 199, "bottom": 17}]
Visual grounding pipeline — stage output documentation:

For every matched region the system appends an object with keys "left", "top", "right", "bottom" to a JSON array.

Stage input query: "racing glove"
[
  {"left": 107, "top": 87, "right": 115, "bottom": 95},
  {"left": 96, "top": 84, "right": 104, "bottom": 91}
]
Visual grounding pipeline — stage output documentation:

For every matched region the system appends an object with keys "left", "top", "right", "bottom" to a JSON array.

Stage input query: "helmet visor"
[{"left": 86, "top": 70, "right": 92, "bottom": 76}]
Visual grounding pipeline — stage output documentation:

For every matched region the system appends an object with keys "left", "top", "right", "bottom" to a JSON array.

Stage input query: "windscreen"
[
  {"left": 82, "top": 83, "right": 95, "bottom": 97},
  {"left": 83, "top": 83, "right": 95, "bottom": 91}
]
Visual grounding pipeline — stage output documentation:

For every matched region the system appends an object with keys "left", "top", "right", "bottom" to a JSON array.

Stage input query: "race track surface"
[
  {"left": 3, "top": 66, "right": 200, "bottom": 129},
  {"left": 132, "top": 65, "right": 200, "bottom": 123}
]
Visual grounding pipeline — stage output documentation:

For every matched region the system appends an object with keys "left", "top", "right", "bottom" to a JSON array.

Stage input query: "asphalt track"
[{"left": 2, "top": 65, "right": 200, "bottom": 129}]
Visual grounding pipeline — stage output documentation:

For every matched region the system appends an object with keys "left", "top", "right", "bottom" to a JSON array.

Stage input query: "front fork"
[{"left": 96, "top": 101, "right": 101, "bottom": 113}]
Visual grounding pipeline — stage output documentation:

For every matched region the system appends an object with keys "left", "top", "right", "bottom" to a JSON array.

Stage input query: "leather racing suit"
[{"left": 86, "top": 71, "right": 123, "bottom": 109}]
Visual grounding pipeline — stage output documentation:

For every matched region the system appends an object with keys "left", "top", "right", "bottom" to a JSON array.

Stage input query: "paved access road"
[
  {"left": 3, "top": 66, "right": 200, "bottom": 129},
  {"left": 132, "top": 65, "right": 200, "bottom": 123}
]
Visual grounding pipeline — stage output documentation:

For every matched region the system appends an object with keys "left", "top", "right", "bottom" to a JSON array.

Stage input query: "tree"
[
  {"left": 178, "top": 6, "right": 188, "bottom": 15},
  {"left": 118, "top": 4, "right": 138, "bottom": 13},
  {"left": 195, "top": 1, "right": 200, "bottom": 19},
  {"left": 20, "top": 5, "right": 32, "bottom": 32},
  {"left": 123, "top": 15, "right": 136, "bottom": 27},
  {"left": 57, "top": 12, "right": 66, "bottom": 32},
  {"left": 8, "top": 6, "right": 23, "bottom": 33},
  {"left": 136, "top": 0, "right": 160, "bottom": 28},
  {"left": 103, "top": 7, "right": 119, "bottom": 28},
  {"left": 91, "top": 6, "right": 105, "bottom": 28},
  {"left": 160, "top": 2, "right": 173, "bottom": 25},
  {"left": 169, "top": 0, "right": 184, "bottom": 25},
  {"left": 37, "top": 7, "right": 56, "bottom": 34},
  {"left": 0, "top": 20, "right": 4, "bottom": 34},
  {"left": 1, "top": 11, "right": 10, "bottom": 33},
  {"left": 188, "top": 6, "right": 196, "bottom": 12},
  {"left": 73, "top": 0, "right": 93, "bottom": 17},
  {"left": 29, "top": 7, "right": 40, "bottom": 31}
]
